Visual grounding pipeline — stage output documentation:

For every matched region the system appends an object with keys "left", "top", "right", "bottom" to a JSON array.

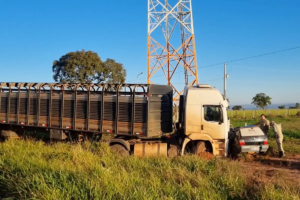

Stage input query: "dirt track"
[{"left": 239, "top": 154, "right": 300, "bottom": 185}]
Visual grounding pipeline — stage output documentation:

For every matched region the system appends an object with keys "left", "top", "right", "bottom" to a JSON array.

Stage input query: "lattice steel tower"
[{"left": 147, "top": 0, "right": 198, "bottom": 102}]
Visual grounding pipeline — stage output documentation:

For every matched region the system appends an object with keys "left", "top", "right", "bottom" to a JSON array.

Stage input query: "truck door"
[{"left": 201, "top": 105, "right": 224, "bottom": 139}]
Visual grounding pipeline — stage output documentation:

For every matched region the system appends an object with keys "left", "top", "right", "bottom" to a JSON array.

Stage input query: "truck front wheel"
[
  {"left": 110, "top": 144, "right": 130, "bottom": 156},
  {"left": 195, "top": 141, "right": 212, "bottom": 155}
]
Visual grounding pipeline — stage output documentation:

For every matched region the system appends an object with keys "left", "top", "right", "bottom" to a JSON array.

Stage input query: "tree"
[
  {"left": 251, "top": 93, "right": 272, "bottom": 109},
  {"left": 97, "top": 59, "right": 126, "bottom": 84},
  {"left": 232, "top": 105, "right": 243, "bottom": 110},
  {"left": 52, "top": 50, "right": 126, "bottom": 84},
  {"left": 278, "top": 105, "right": 285, "bottom": 109},
  {"left": 289, "top": 103, "right": 300, "bottom": 109}
]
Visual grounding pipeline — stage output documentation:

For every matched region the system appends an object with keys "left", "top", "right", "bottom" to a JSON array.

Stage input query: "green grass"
[
  {"left": 230, "top": 117, "right": 300, "bottom": 133},
  {"left": 227, "top": 109, "right": 300, "bottom": 119},
  {"left": 0, "top": 140, "right": 299, "bottom": 200},
  {"left": 0, "top": 116, "right": 300, "bottom": 199}
]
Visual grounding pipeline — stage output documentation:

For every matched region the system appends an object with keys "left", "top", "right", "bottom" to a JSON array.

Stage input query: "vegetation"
[
  {"left": 278, "top": 105, "right": 285, "bottom": 109},
  {"left": 0, "top": 139, "right": 299, "bottom": 200},
  {"left": 251, "top": 93, "right": 272, "bottom": 109},
  {"left": 232, "top": 105, "right": 243, "bottom": 110},
  {"left": 230, "top": 116, "right": 300, "bottom": 132},
  {"left": 0, "top": 114, "right": 299, "bottom": 199},
  {"left": 100, "top": 58, "right": 127, "bottom": 84},
  {"left": 227, "top": 108, "right": 300, "bottom": 119},
  {"left": 52, "top": 50, "right": 126, "bottom": 84},
  {"left": 289, "top": 103, "right": 300, "bottom": 109}
]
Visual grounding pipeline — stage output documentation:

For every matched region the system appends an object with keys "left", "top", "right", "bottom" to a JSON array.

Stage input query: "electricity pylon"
[{"left": 147, "top": 0, "right": 198, "bottom": 102}]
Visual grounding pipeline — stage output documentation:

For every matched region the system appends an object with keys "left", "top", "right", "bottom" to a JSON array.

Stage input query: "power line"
[
  {"left": 230, "top": 79, "right": 300, "bottom": 84},
  {"left": 128, "top": 46, "right": 300, "bottom": 82},
  {"left": 203, "top": 78, "right": 223, "bottom": 82},
  {"left": 199, "top": 46, "right": 300, "bottom": 69},
  {"left": 232, "top": 66, "right": 300, "bottom": 73}
]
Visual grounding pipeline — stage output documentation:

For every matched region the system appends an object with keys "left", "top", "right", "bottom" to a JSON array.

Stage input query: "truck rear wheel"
[
  {"left": 110, "top": 144, "right": 129, "bottom": 156},
  {"left": 168, "top": 145, "right": 179, "bottom": 158}
]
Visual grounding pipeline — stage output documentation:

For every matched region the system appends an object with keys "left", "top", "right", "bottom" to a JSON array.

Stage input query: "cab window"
[{"left": 204, "top": 105, "right": 222, "bottom": 122}]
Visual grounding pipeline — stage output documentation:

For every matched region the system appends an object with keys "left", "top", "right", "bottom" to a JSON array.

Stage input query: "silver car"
[{"left": 229, "top": 125, "right": 269, "bottom": 158}]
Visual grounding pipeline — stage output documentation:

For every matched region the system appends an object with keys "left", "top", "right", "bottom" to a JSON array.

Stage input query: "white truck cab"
[{"left": 180, "top": 84, "right": 230, "bottom": 157}]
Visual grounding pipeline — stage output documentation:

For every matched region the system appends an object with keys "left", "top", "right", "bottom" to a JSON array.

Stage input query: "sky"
[{"left": 0, "top": 0, "right": 300, "bottom": 106}]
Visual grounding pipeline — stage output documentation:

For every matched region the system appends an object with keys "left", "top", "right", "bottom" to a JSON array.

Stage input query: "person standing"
[
  {"left": 256, "top": 114, "right": 270, "bottom": 135},
  {"left": 270, "top": 121, "right": 285, "bottom": 157}
]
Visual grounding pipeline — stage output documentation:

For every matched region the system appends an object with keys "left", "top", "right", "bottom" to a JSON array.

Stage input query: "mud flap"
[{"left": 50, "top": 129, "right": 67, "bottom": 140}]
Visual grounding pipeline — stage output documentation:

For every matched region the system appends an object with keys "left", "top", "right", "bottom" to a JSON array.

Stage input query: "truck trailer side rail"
[{"left": 0, "top": 82, "right": 173, "bottom": 138}]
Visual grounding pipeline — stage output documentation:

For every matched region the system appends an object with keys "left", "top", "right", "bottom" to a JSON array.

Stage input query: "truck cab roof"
[{"left": 184, "top": 84, "right": 229, "bottom": 108}]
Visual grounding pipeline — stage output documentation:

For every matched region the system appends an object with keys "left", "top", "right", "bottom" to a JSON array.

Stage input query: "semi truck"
[{"left": 0, "top": 82, "right": 268, "bottom": 157}]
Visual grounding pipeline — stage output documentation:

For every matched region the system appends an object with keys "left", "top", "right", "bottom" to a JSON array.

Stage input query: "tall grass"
[{"left": 0, "top": 140, "right": 299, "bottom": 199}]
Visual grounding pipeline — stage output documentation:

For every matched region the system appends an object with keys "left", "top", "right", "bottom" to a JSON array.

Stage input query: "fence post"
[{"left": 285, "top": 109, "right": 287, "bottom": 116}]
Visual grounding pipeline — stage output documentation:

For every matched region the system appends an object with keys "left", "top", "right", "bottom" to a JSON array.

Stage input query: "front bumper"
[{"left": 241, "top": 145, "right": 269, "bottom": 153}]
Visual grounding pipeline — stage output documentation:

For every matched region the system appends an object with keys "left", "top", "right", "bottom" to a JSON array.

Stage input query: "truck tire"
[
  {"left": 195, "top": 141, "right": 211, "bottom": 154},
  {"left": 168, "top": 145, "right": 179, "bottom": 158},
  {"left": 110, "top": 144, "right": 130, "bottom": 156}
]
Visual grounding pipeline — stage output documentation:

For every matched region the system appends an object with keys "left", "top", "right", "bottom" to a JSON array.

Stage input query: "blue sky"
[{"left": 0, "top": 0, "right": 299, "bottom": 106}]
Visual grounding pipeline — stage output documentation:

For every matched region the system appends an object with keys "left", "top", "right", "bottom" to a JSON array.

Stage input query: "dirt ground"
[
  {"left": 238, "top": 153, "right": 300, "bottom": 186},
  {"left": 197, "top": 148, "right": 300, "bottom": 186}
]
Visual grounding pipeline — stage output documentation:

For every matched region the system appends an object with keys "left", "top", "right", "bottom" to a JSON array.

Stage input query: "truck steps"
[{"left": 213, "top": 140, "right": 226, "bottom": 156}]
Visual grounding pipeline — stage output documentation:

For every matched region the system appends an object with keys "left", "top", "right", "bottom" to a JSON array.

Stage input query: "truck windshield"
[{"left": 204, "top": 105, "right": 222, "bottom": 122}]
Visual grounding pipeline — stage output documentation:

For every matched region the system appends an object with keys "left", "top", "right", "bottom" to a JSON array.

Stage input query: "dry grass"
[
  {"left": 0, "top": 139, "right": 299, "bottom": 199},
  {"left": 0, "top": 117, "right": 299, "bottom": 199}
]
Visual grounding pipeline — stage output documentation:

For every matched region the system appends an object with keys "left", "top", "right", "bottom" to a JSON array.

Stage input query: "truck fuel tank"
[{"left": 134, "top": 142, "right": 168, "bottom": 157}]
